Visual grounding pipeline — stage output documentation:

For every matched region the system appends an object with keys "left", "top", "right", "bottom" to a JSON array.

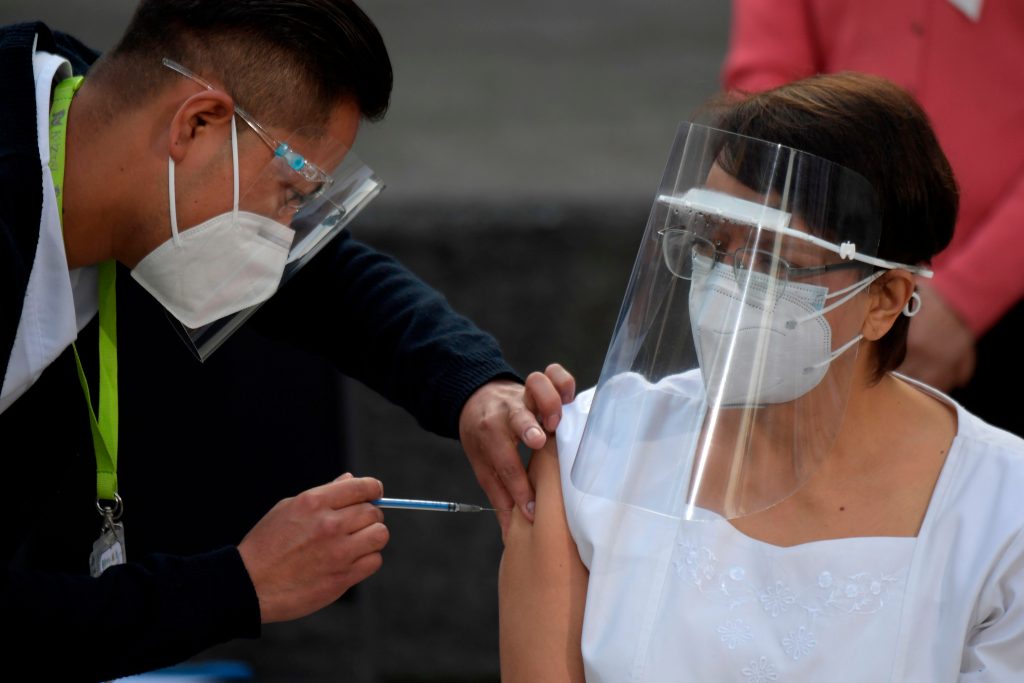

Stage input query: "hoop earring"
[{"left": 903, "top": 291, "right": 923, "bottom": 317}]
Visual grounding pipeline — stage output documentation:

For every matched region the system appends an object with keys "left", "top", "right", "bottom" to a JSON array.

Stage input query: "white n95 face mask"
[
  {"left": 132, "top": 118, "right": 295, "bottom": 329},
  {"left": 688, "top": 256, "right": 878, "bottom": 406}
]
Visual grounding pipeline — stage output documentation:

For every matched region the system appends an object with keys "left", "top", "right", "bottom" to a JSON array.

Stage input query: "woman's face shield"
[
  {"left": 158, "top": 59, "right": 384, "bottom": 361},
  {"left": 569, "top": 123, "right": 883, "bottom": 521}
]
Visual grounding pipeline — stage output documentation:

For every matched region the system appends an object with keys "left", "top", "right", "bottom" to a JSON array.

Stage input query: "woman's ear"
[
  {"left": 862, "top": 269, "right": 916, "bottom": 341},
  {"left": 167, "top": 90, "right": 235, "bottom": 164}
]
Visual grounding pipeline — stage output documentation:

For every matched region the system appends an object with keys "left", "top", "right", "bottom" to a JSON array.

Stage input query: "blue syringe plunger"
[{"left": 371, "top": 497, "right": 493, "bottom": 513}]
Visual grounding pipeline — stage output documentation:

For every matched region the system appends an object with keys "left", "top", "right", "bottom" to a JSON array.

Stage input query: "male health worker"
[{"left": 0, "top": 1, "right": 570, "bottom": 678}]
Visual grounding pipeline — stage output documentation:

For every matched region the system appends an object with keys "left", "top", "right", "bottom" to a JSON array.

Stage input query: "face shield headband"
[{"left": 658, "top": 188, "right": 933, "bottom": 277}]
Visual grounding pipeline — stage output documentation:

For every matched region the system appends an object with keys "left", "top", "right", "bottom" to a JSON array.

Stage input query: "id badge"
[{"left": 89, "top": 521, "right": 126, "bottom": 578}]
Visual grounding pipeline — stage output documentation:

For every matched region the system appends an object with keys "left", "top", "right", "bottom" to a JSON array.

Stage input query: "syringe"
[{"left": 371, "top": 497, "right": 495, "bottom": 513}]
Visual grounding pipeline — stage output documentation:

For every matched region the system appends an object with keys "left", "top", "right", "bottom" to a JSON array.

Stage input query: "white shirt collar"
[{"left": 0, "top": 45, "right": 96, "bottom": 414}]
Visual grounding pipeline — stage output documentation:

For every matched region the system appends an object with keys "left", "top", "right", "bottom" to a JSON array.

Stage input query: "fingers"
[
  {"left": 304, "top": 505, "right": 386, "bottom": 557},
  {"left": 545, "top": 363, "right": 576, "bottom": 404},
  {"left": 343, "top": 520, "right": 390, "bottom": 559},
  {"left": 474, "top": 463, "right": 516, "bottom": 511},
  {"left": 523, "top": 372, "right": 563, "bottom": 435},
  {"left": 512, "top": 394, "right": 548, "bottom": 451},
  {"left": 238, "top": 487, "right": 391, "bottom": 624},
  {"left": 469, "top": 461, "right": 516, "bottom": 535},
  {"left": 469, "top": 445, "right": 528, "bottom": 532},
  {"left": 458, "top": 370, "right": 575, "bottom": 531},
  {"left": 524, "top": 364, "right": 576, "bottom": 435},
  {"left": 467, "top": 406, "right": 536, "bottom": 521},
  {"left": 338, "top": 547, "right": 386, "bottom": 588},
  {"left": 491, "top": 443, "right": 536, "bottom": 524},
  {"left": 319, "top": 475, "right": 384, "bottom": 509},
  {"left": 331, "top": 523, "right": 389, "bottom": 594},
  {"left": 336, "top": 501, "right": 385, "bottom": 534}
]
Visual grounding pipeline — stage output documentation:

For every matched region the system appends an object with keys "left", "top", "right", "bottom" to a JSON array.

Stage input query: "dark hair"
[
  {"left": 90, "top": 0, "right": 392, "bottom": 128},
  {"left": 709, "top": 72, "right": 958, "bottom": 380}
]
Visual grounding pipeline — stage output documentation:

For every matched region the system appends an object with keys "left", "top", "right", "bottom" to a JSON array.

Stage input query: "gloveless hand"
[
  {"left": 238, "top": 473, "right": 388, "bottom": 624},
  {"left": 459, "top": 363, "right": 576, "bottom": 535}
]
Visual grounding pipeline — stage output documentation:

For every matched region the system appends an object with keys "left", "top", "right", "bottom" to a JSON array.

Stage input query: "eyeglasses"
[
  {"left": 161, "top": 58, "right": 334, "bottom": 211},
  {"left": 658, "top": 226, "right": 865, "bottom": 296}
]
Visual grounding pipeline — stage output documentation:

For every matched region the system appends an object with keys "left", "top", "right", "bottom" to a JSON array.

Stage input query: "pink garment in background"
[{"left": 723, "top": 0, "right": 1024, "bottom": 336}]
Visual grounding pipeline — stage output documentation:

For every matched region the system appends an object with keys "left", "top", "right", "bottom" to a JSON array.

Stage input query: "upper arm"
[{"left": 499, "top": 439, "right": 587, "bottom": 683}]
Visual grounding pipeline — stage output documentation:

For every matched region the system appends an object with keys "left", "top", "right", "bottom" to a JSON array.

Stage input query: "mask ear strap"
[
  {"left": 903, "top": 291, "right": 923, "bottom": 317},
  {"left": 807, "top": 333, "right": 864, "bottom": 371},
  {"left": 168, "top": 157, "right": 183, "bottom": 247},
  {"left": 788, "top": 271, "right": 885, "bottom": 328}
]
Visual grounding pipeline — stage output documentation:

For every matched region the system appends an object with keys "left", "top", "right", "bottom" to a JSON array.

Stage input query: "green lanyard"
[{"left": 49, "top": 76, "right": 121, "bottom": 507}]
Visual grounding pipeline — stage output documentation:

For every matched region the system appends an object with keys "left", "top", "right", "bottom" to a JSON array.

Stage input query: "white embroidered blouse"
[{"left": 557, "top": 372, "right": 1024, "bottom": 682}]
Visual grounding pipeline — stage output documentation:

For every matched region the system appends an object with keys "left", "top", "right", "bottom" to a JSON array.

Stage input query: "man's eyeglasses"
[{"left": 161, "top": 58, "right": 333, "bottom": 209}]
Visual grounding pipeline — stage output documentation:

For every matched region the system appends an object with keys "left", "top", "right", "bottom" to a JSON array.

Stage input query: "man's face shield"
[
  {"left": 569, "top": 123, "right": 886, "bottom": 521},
  {"left": 231, "top": 122, "right": 380, "bottom": 269},
  {"left": 158, "top": 59, "right": 383, "bottom": 361}
]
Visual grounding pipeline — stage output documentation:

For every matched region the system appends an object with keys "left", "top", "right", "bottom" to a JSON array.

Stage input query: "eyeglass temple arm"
[
  {"left": 161, "top": 58, "right": 336, "bottom": 187},
  {"left": 160, "top": 58, "right": 278, "bottom": 152},
  {"left": 786, "top": 260, "right": 867, "bottom": 278}
]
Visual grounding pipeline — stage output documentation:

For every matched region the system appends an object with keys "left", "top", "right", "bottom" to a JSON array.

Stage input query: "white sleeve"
[
  {"left": 555, "top": 387, "right": 596, "bottom": 567},
  {"left": 960, "top": 529, "right": 1024, "bottom": 680}
]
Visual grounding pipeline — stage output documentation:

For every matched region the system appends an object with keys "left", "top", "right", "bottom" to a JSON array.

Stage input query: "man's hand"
[
  {"left": 459, "top": 363, "right": 575, "bottom": 533},
  {"left": 238, "top": 474, "right": 389, "bottom": 624},
  {"left": 899, "top": 283, "right": 976, "bottom": 392}
]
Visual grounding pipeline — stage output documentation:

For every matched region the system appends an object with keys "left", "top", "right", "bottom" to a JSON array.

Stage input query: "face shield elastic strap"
[{"left": 168, "top": 117, "right": 240, "bottom": 246}]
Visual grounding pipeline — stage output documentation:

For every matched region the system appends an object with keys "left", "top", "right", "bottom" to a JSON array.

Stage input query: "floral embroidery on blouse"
[
  {"left": 760, "top": 581, "right": 796, "bottom": 618},
  {"left": 782, "top": 626, "right": 817, "bottom": 660},
  {"left": 742, "top": 656, "right": 780, "bottom": 682},
  {"left": 669, "top": 524, "right": 910, "bottom": 679},
  {"left": 822, "top": 572, "right": 898, "bottom": 614},
  {"left": 675, "top": 537, "right": 718, "bottom": 589},
  {"left": 718, "top": 619, "right": 754, "bottom": 650}
]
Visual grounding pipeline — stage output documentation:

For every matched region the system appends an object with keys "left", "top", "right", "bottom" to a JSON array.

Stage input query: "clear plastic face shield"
[
  {"left": 133, "top": 59, "right": 383, "bottom": 361},
  {"left": 570, "top": 123, "right": 928, "bottom": 522}
]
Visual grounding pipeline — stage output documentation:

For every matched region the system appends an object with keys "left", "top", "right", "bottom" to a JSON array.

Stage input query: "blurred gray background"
[{"left": 0, "top": 0, "right": 730, "bottom": 680}]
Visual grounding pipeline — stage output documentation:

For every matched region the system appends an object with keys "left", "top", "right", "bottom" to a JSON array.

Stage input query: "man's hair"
[
  {"left": 708, "top": 72, "right": 959, "bottom": 380},
  {"left": 90, "top": 0, "right": 392, "bottom": 129}
]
